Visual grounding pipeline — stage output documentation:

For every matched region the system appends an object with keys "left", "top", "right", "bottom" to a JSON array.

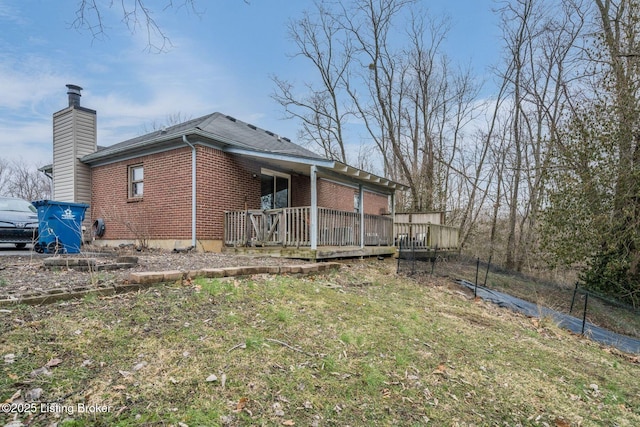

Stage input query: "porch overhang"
[
  {"left": 225, "top": 146, "right": 408, "bottom": 194},
  {"left": 317, "top": 162, "right": 408, "bottom": 194}
]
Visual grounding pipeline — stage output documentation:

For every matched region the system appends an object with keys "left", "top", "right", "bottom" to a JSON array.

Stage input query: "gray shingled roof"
[
  {"left": 81, "top": 112, "right": 325, "bottom": 163},
  {"left": 78, "top": 111, "right": 407, "bottom": 192}
]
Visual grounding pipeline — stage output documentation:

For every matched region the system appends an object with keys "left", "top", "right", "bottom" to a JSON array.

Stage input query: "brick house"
[{"left": 48, "top": 85, "right": 406, "bottom": 259}]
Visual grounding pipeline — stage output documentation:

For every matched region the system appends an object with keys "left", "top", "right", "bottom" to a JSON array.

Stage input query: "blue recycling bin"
[{"left": 32, "top": 200, "right": 89, "bottom": 254}]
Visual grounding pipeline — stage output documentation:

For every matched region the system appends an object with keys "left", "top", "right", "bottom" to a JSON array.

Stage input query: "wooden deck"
[
  {"left": 222, "top": 207, "right": 461, "bottom": 261},
  {"left": 224, "top": 207, "right": 393, "bottom": 248},
  {"left": 222, "top": 245, "right": 397, "bottom": 261}
]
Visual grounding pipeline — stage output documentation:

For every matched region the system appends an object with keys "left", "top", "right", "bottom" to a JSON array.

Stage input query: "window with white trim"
[{"left": 128, "top": 164, "right": 144, "bottom": 198}]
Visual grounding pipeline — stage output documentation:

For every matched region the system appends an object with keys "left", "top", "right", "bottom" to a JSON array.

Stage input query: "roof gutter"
[{"left": 183, "top": 135, "right": 197, "bottom": 250}]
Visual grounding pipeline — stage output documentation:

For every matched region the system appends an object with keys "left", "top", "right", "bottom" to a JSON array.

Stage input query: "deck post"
[
  {"left": 391, "top": 192, "right": 395, "bottom": 248},
  {"left": 310, "top": 165, "right": 318, "bottom": 250},
  {"left": 359, "top": 184, "right": 364, "bottom": 248}
]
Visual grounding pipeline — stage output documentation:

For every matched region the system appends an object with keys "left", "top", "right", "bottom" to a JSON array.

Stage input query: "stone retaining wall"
[{"left": 0, "top": 262, "right": 341, "bottom": 307}]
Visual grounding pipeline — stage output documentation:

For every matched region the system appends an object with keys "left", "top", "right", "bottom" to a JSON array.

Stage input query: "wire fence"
[{"left": 396, "top": 245, "right": 640, "bottom": 340}]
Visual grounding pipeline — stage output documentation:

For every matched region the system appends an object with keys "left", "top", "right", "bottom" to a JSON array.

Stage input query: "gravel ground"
[{"left": 0, "top": 246, "right": 310, "bottom": 299}]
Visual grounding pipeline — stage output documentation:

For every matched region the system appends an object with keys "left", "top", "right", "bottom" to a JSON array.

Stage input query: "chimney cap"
[
  {"left": 66, "top": 84, "right": 83, "bottom": 94},
  {"left": 66, "top": 84, "right": 83, "bottom": 108}
]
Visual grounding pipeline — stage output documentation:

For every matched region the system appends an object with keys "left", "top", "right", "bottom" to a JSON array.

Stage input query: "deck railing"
[
  {"left": 224, "top": 208, "right": 458, "bottom": 250},
  {"left": 394, "top": 222, "right": 459, "bottom": 250},
  {"left": 224, "top": 207, "right": 393, "bottom": 247}
]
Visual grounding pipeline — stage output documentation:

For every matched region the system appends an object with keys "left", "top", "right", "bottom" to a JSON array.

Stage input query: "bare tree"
[
  {"left": 542, "top": 0, "right": 640, "bottom": 305},
  {"left": 499, "top": 0, "right": 533, "bottom": 270},
  {"left": 272, "top": 4, "right": 353, "bottom": 163},
  {"left": 142, "top": 112, "right": 193, "bottom": 134},
  {"left": 455, "top": 79, "right": 509, "bottom": 251},
  {"left": 341, "top": 0, "right": 425, "bottom": 208},
  {"left": 275, "top": 0, "right": 482, "bottom": 212},
  {"left": 2, "top": 160, "right": 51, "bottom": 200},
  {"left": 0, "top": 158, "right": 10, "bottom": 196},
  {"left": 489, "top": 0, "right": 582, "bottom": 270},
  {"left": 71, "top": 0, "right": 202, "bottom": 53}
]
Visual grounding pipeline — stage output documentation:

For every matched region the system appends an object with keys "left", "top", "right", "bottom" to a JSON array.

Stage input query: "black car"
[{"left": 0, "top": 197, "right": 39, "bottom": 248}]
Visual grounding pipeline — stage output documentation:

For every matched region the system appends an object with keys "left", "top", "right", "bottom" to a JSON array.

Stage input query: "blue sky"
[{"left": 0, "top": 0, "right": 500, "bottom": 168}]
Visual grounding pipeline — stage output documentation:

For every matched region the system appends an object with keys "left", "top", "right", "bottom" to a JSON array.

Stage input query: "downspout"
[
  {"left": 182, "top": 135, "right": 197, "bottom": 249},
  {"left": 40, "top": 169, "right": 54, "bottom": 198}
]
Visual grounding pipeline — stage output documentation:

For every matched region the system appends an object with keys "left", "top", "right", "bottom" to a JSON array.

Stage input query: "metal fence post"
[
  {"left": 581, "top": 293, "right": 589, "bottom": 335},
  {"left": 483, "top": 255, "right": 492, "bottom": 286},
  {"left": 411, "top": 238, "right": 416, "bottom": 275},
  {"left": 474, "top": 257, "right": 480, "bottom": 298},
  {"left": 569, "top": 282, "right": 579, "bottom": 314},
  {"left": 431, "top": 247, "right": 436, "bottom": 275}
]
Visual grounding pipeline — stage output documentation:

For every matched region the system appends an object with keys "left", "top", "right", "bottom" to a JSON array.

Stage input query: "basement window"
[{"left": 128, "top": 164, "right": 144, "bottom": 198}]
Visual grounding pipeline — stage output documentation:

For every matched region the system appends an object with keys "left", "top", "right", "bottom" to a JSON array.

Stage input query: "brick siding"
[
  {"left": 91, "top": 147, "right": 191, "bottom": 240},
  {"left": 90, "top": 147, "right": 389, "bottom": 242},
  {"left": 195, "top": 146, "right": 261, "bottom": 239},
  {"left": 317, "top": 179, "right": 389, "bottom": 214},
  {"left": 91, "top": 146, "right": 261, "bottom": 241}
]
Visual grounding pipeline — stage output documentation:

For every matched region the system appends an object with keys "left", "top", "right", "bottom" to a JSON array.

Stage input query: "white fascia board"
[
  {"left": 224, "top": 146, "right": 335, "bottom": 167},
  {"left": 317, "top": 166, "right": 397, "bottom": 194}
]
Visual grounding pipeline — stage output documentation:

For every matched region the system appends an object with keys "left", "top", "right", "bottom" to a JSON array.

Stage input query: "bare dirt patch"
[{"left": 0, "top": 246, "right": 309, "bottom": 300}]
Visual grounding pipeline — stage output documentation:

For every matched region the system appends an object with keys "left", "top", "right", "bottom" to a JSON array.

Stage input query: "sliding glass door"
[{"left": 260, "top": 169, "right": 290, "bottom": 210}]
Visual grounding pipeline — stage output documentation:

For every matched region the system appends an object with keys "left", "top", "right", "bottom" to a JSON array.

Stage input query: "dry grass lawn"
[{"left": 1, "top": 258, "right": 639, "bottom": 426}]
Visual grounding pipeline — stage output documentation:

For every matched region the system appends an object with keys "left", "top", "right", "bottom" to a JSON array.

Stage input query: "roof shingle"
[{"left": 84, "top": 112, "right": 324, "bottom": 162}]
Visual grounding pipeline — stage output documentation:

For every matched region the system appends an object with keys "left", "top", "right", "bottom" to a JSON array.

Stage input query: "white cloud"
[
  {"left": 0, "top": 117, "right": 53, "bottom": 166},
  {"left": 0, "top": 1, "right": 27, "bottom": 25},
  {"left": 0, "top": 0, "right": 310, "bottom": 168},
  {"left": 0, "top": 59, "right": 67, "bottom": 111}
]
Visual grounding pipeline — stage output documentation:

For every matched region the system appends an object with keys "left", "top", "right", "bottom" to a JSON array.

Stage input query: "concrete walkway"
[{"left": 456, "top": 279, "right": 640, "bottom": 355}]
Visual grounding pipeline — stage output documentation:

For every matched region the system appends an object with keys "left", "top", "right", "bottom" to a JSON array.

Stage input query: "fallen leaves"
[
  {"left": 45, "top": 357, "right": 63, "bottom": 368},
  {"left": 24, "top": 388, "right": 42, "bottom": 401},
  {"left": 206, "top": 372, "right": 226, "bottom": 388},
  {"left": 235, "top": 397, "right": 248, "bottom": 412},
  {"left": 4, "top": 390, "right": 21, "bottom": 404},
  {"left": 29, "top": 366, "right": 52, "bottom": 377},
  {"left": 432, "top": 363, "right": 448, "bottom": 375},
  {"left": 132, "top": 361, "right": 147, "bottom": 371}
]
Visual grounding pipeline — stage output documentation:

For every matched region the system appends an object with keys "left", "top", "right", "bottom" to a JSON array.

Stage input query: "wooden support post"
[
  {"left": 359, "top": 184, "right": 364, "bottom": 248},
  {"left": 310, "top": 165, "right": 318, "bottom": 250}
]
